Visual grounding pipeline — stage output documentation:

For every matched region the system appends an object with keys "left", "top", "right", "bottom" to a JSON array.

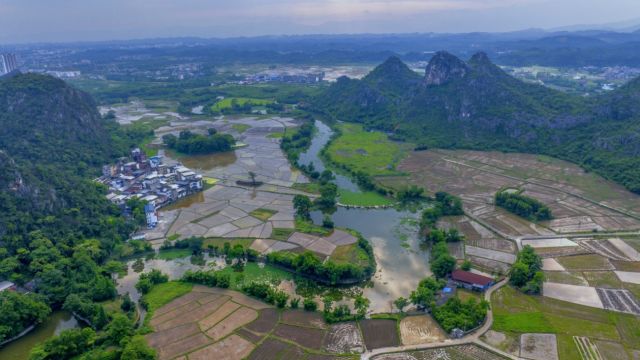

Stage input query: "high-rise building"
[{"left": 0, "top": 54, "right": 18, "bottom": 75}]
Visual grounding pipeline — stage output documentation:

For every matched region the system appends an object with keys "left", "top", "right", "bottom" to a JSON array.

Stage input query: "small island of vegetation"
[
  {"left": 495, "top": 189, "right": 552, "bottom": 221},
  {"left": 162, "top": 129, "right": 235, "bottom": 155}
]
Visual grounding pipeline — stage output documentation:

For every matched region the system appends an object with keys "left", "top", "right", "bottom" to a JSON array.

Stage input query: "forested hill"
[
  {"left": 0, "top": 73, "right": 143, "bottom": 303},
  {"left": 312, "top": 52, "right": 640, "bottom": 193}
]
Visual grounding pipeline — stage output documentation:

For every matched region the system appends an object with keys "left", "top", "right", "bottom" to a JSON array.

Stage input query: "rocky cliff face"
[{"left": 423, "top": 51, "right": 468, "bottom": 86}]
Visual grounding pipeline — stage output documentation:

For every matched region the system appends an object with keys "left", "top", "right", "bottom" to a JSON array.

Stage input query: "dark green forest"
[{"left": 0, "top": 73, "right": 153, "bottom": 357}]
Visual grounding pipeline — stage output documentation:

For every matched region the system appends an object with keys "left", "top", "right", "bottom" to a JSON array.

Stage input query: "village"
[{"left": 97, "top": 148, "right": 204, "bottom": 228}]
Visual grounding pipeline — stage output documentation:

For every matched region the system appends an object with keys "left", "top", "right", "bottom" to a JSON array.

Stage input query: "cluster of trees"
[
  {"left": 397, "top": 185, "right": 426, "bottom": 203},
  {"left": 182, "top": 270, "right": 231, "bottom": 289},
  {"left": 280, "top": 121, "right": 314, "bottom": 162},
  {"left": 510, "top": 245, "right": 544, "bottom": 294},
  {"left": 241, "top": 282, "right": 289, "bottom": 308},
  {"left": 495, "top": 190, "right": 552, "bottom": 221},
  {"left": 430, "top": 241, "right": 457, "bottom": 279},
  {"left": 0, "top": 292, "right": 51, "bottom": 343},
  {"left": 162, "top": 129, "right": 235, "bottom": 155},
  {"left": 432, "top": 297, "right": 490, "bottom": 333},
  {"left": 135, "top": 269, "right": 169, "bottom": 295},
  {"left": 405, "top": 276, "right": 489, "bottom": 333},
  {"left": 420, "top": 192, "right": 464, "bottom": 229},
  {"left": 322, "top": 295, "right": 369, "bottom": 323},
  {"left": 266, "top": 243, "right": 374, "bottom": 285},
  {"left": 30, "top": 315, "right": 155, "bottom": 360}
]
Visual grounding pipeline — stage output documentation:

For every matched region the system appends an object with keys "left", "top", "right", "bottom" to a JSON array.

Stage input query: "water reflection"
[
  {"left": 297, "top": 121, "right": 359, "bottom": 192},
  {"left": 161, "top": 192, "right": 205, "bottom": 210},
  {"left": 165, "top": 149, "right": 238, "bottom": 171},
  {"left": 0, "top": 312, "right": 79, "bottom": 360}
]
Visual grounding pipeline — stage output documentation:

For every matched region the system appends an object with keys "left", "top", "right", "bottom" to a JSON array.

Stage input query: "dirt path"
[{"left": 361, "top": 278, "right": 519, "bottom": 359}]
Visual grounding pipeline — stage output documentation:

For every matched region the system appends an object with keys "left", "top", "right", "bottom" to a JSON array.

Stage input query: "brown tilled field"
[
  {"left": 146, "top": 286, "right": 396, "bottom": 359},
  {"left": 399, "top": 315, "right": 447, "bottom": 345},
  {"left": 373, "top": 344, "right": 509, "bottom": 360},
  {"left": 360, "top": 319, "right": 400, "bottom": 349},
  {"left": 386, "top": 149, "right": 640, "bottom": 239}
]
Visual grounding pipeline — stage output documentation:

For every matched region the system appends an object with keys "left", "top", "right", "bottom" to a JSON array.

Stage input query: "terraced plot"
[
  {"left": 596, "top": 288, "right": 640, "bottom": 315},
  {"left": 372, "top": 344, "right": 509, "bottom": 360},
  {"left": 399, "top": 315, "right": 446, "bottom": 345},
  {"left": 573, "top": 337, "right": 603, "bottom": 360}
]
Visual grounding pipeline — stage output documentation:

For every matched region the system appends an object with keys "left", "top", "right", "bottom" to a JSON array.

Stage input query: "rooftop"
[{"left": 451, "top": 269, "right": 493, "bottom": 287}]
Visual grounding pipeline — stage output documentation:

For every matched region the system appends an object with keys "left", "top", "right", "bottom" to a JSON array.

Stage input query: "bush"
[{"left": 303, "top": 297, "right": 318, "bottom": 311}]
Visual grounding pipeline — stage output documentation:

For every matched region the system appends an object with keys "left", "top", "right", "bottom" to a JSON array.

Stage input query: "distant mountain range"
[{"left": 312, "top": 53, "right": 640, "bottom": 193}]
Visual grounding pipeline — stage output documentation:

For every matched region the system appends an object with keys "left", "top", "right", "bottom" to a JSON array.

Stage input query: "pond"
[
  {"left": 303, "top": 120, "right": 431, "bottom": 312},
  {"left": 0, "top": 311, "right": 79, "bottom": 360}
]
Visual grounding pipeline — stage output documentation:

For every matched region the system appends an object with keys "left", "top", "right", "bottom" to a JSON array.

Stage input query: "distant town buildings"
[
  {"left": 241, "top": 70, "right": 325, "bottom": 84},
  {"left": 98, "top": 148, "right": 204, "bottom": 228},
  {"left": 0, "top": 53, "right": 18, "bottom": 75}
]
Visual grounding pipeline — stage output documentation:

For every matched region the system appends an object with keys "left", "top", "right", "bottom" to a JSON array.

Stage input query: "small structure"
[
  {"left": 451, "top": 269, "right": 494, "bottom": 292},
  {"left": 0, "top": 281, "right": 16, "bottom": 292}
]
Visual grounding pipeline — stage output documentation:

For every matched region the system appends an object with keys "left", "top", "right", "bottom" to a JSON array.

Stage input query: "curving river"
[{"left": 302, "top": 120, "right": 431, "bottom": 313}]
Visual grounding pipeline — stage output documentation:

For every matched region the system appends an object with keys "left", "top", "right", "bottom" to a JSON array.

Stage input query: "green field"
[
  {"left": 210, "top": 97, "right": 272, "bottom": 112},
  {"left": 329, "top": 243, "right": 369, "bottom": 268},
  {"left": 217, "top": 262, "right": 293, "bottom": 291},
  {"left": 249, "top": 208, "right": 277, "bottom": 221},
  {"left": 231, "top": 123, "right": 251, "bottom": 133},
  {"left": 338, "top": 189, "right": 395, "bottom": 207},
  {"left": 157, "top": 248, "right": 192, "bottom": 260},
  {"left": 144, "top": 282, "right": 194, "bottom": 313},
  {"left": 491, "top": 286, "right": 640, "bottom": 357},
  {"left": 326, "top": 123, "right": 409, "bottom": 176}
]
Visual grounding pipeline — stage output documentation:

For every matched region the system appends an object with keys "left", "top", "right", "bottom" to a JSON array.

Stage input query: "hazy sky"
[{"left": 1, "top": 0, "right": 639, "bottom": 43}]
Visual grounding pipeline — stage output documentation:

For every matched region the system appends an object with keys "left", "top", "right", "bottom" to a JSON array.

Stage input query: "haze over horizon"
[{"left": 1, "top": 0, "right": 640, "bottom": 43}]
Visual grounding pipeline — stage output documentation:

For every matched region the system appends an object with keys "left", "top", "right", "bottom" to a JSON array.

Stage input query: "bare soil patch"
[
  {"left": 399, "top": 315, "right": 446, "bottom": 345},
  {"left": 519, "top": 333, "right": 558, "bottom": 360},
  {"left": 360, "top": 319, "right": 400, "bottom": 350},
  {"left": 323, "top": 322, "right": 364, "bottom": 354},
  {"left": 145, "top": 322, "right": 200, "bottom": 348},
  {"left": 273, "top": 323, "right": 326, "bottom": 350},
  {"left": 206, "top": 306, "right": 259, "bottom": 341},
  {"left": 281, "top": 309, "right": 327, "bottom": 329},
  {"left": 597, "top": 288, "right": 640, "bottom": 315},
  {"left": 245, "top": 308, "right": 279, "bottom": 334},
  {"left": 156, "top": 332, "right": 211, "bottom": 360},
  {"left": 247, "top": 337, "right": 293, "bottom": 360},
  {"left": 198, "top": 300, "right": 241, "bottom": 331},
  {"left": 188, "top": 334, "right": 255, "bottom": 360},
  {"left": 237, "top": 327, "right": 264, "bottom": 344}
]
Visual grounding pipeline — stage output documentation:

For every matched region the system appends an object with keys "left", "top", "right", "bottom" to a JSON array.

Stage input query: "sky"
[{"left": 1, "top": 0, "right": 640, "bottom": 43}]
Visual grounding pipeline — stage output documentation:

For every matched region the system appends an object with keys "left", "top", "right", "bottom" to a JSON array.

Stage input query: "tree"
[
  {"left": 293, "top": 195, "right": 312, "bottom": 220},
  {"left": 121, "top": 335, "right": 156, "bottom": 360},
  {"left": 105, "top": 314, "right": 134, "bottom": 345},
  {"left": 460, "top": 260, "right": 472, "bottom": 271},
  {"left": 354, "top": 295, "right": 370, "bottom": 318},
  {"left": 431, "top": 254, "right": 456, "bottom": 279},
  {"left": 290, "top": 298, "right": 300, "bottom": 309},
  {"left": 30, "top": 328, "right": 96, "bottom": 360},
  {"left": 303, "top": 297, "right": 318, "bottom": 311},
  {"left": 394, "top": 297, "right": 408, "bottom": 313},
  {"left": 0, "top": 292, "right": 51, "bottom": 343}
]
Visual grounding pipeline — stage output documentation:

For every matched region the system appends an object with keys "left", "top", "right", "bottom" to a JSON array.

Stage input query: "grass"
[
  {"left": 291, "top": 182, "right": 321, "bottom": 194},
  {"left": 326, "top": 123, "right": 409, "bottom": 176},
  {"left": 231, "top": 123, "right": 251, "bottom": 133},
  {"left": 144, "top": 282, "right": 193, "bottom": 313},
  {"left": 203, "top": 237, "right": 255, "bottom": 249},
  {"left": 337, "top": 189, "right": 394, "bottom": 207},
  {"left": 543, "top": 271, "right": 587, "bottom": 286},
  {"left": 556, "top": 254, "right": 612, "bottom": 271},
  {"left": 582, "top": 271, "right": 623, "bottom": 288},
  {"left": 217, "top": 262, "right": 293, "bottom": 291},
  {"left": 271, "top": 228, "right": 295, "bottom": 241},
  {"left": 249, "top": 208, "right": 278, "bottom": 221},
  {"left": 330, "top": 244, "right": 369, "bottom": 267},
  {"left": 611, "top": 260, "right": 640, "bottom": 272},
  {"left": 557, "top": 334, "right": 582, "bottom": 360},
  {"left": 267, "top": 132, "right": 284, "bottom": 139},
  {"left": 456, "top": 289, "right": 482, "bottom": 302},
  {"left": 490, "top": 286, "right": 640, "bottom": 349},
  {"left": 295, "top": 218, "right": 332, "bottom": 236},
  {"left": 157, "top": 248, "right": 192, "bottom": 260},
  {"left": 210, "top": 97, "right": 272, "bottom": 112}
]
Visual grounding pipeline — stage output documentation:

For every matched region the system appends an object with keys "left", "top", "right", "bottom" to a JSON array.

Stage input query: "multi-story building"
[{"left": 0, "top": 54, "right": 18, "bottom": 75}]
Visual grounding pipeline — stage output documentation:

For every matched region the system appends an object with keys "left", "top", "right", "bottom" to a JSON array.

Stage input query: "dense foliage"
[
  {"left": 432, "top": 297, "right": 490, "bottom": 333},
  {"left": 509, "top": 245, "right": 544, "bottom": 294},
  {"left": 162, "top": 129, "right": 235, "bottom": 154},
  {"left": 266, "top": 236, "right": 375, "bottom": 285},
  {"left": 0, "top": 292, "right": 51, "bottom": 343},
  {"left": 0, "top": 73, "right": 154, "bottom": 357},
  {"left": 313, "top": 53, "right": 640, "bottom": 195},
  {"left": 495, "top": 190, "right": 552, "bottom": 221}
]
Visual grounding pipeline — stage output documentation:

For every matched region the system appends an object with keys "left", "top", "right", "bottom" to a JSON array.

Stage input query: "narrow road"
[{"left": 361, "top": 278, "right": 521, "bottom": 359}]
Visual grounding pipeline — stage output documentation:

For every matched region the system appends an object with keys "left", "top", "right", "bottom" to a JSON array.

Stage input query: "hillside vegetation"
[{"left": 312, "top": 52, "right": 640, "bottom": 194}]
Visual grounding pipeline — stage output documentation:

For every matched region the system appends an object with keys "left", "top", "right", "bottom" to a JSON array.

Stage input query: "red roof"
[{"left": 451, "top": 270, "right": 493, "bottom": 287}]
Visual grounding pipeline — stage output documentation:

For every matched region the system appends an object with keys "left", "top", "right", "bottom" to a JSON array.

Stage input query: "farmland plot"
[{"left": 596, "top": 288, "right": 640, "bottom": 315}]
